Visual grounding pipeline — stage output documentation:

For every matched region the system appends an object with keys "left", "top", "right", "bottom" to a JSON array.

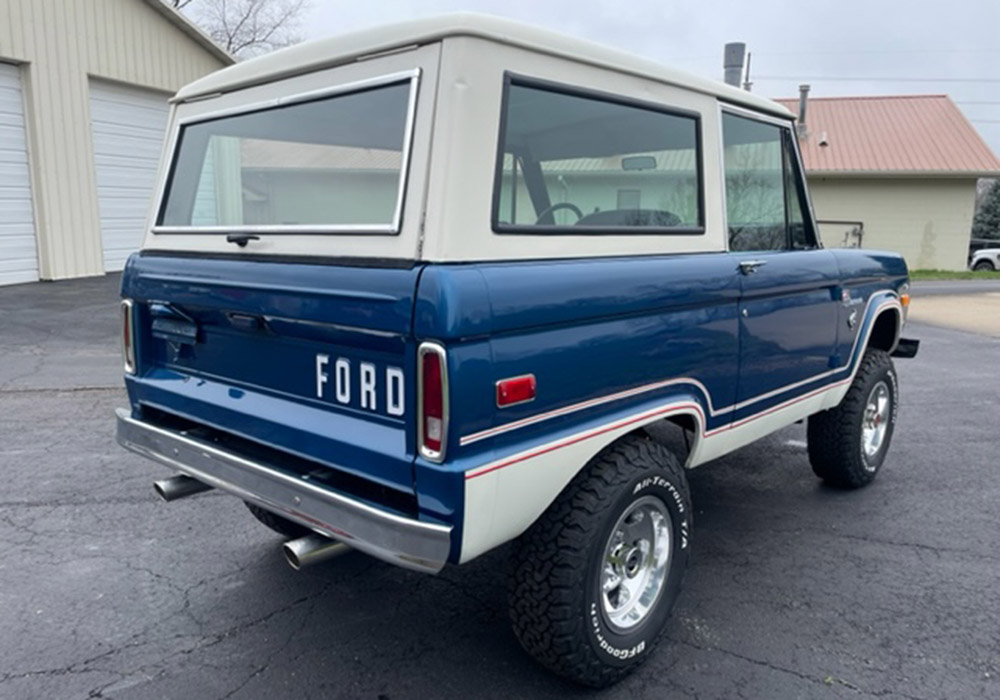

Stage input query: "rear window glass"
[
  {"left": 157, "top": 77, "right": 416, "bottom": 233},
  {"left": 493, "top": 80, "right": 703, "bottom": 233}
]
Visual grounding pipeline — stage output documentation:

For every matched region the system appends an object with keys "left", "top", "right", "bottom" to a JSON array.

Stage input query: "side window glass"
[
  {"left": 783, "top": 135, "right": 816, "bottom": 250},
  {"left": 721, "top": 113, "right": 786, "bottom": 251},
  {"left": 495, "top": 82, "right": 703, "bottom": 232}
]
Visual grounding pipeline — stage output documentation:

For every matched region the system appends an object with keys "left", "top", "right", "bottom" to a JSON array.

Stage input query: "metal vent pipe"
[
  {"left": 723, "top": 43, "right": 746, "bottom": 87},
  {"left": 797, "top": 84, "right": 811, "bottom": 138}
]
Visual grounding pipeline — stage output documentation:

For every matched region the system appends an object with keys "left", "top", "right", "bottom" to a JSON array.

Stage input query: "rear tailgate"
[{"left": 122, "top": 252, "right": 422, "bottom": 506}]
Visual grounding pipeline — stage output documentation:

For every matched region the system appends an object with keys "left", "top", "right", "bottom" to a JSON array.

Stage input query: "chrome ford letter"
[
  {"left": 316, "top": 354, "right": 329, "bottom": 398},
  {"left": 387, "top": 367, "right": 405, "bottom": 416}
]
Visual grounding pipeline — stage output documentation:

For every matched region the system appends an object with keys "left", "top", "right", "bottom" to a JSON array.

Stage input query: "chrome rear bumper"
[{"left": 115, "top": 408, "right": 452, "bottom": 573}]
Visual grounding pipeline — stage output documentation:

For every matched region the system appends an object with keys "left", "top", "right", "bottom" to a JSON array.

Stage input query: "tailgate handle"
[
  {"left": 227, "top": 312, "right": 263, "bottom": 332},
  {"left": 150, "top": 303, "right": 199, "bottom": 346}
]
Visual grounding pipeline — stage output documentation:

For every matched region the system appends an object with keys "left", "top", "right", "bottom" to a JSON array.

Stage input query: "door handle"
[{"left": 739, "top": 260, "right": 768, "bottom": 275}]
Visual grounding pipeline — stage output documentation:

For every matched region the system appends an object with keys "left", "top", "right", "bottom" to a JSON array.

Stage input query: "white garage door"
[
  {"left": 0, "top": 62, "right": 39, "bottom": 286},
  {"left": 89, "top": 80, "right": 169, "bottom": 272}
]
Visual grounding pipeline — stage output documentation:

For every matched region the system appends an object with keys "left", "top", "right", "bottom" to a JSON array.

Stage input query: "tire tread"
[
  {"left": 507, "top": 435, "right": 689, "bottom": 687},
  {"left": 808, "top": 349, "right": 896, "bottom": 488}
]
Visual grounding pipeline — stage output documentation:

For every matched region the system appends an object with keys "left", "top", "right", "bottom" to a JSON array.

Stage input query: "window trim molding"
[
  {"left": 783, "top": 125, "right": 822, "bottom": 249},
  {"left": 152, "top": 69, "right": 422, "bottom": 236},
  {"left": 490, "top": 72, "right": 707, "bottom": 237}
]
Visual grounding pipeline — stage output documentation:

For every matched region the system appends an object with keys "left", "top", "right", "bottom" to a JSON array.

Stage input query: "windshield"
[{"left": 157, "top": 74, "right": 417, "bottom": 233}]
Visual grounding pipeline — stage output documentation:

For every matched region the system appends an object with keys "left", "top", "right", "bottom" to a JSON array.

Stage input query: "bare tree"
[{"left": 167, "top": 0, "right": 309, "bottom": 59}]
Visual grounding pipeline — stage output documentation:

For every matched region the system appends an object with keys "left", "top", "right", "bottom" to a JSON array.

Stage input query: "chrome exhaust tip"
[
  {"left": 154, "top": 474, "right": 213, "bottom": 502},
  {"left": 283, "top": 534, "right": 351, "bottom": 571}
]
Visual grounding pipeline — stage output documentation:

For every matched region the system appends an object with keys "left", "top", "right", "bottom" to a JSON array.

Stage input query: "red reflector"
[
  {"left": 497, "top": 374, "right": 536, "bottom": 407},
  {"left": 422, "top": 350, "right": 444, "bottom": 453}
]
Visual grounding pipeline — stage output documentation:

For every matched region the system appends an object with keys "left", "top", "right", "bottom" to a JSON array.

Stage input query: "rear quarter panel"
[{"left": 414, "top": 254, "right": 741, "bottom": 562}]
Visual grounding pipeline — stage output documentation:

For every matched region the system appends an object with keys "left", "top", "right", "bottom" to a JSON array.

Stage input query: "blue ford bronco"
[{"left": 116, "top": 14, "right": 918, "bottom": 686}]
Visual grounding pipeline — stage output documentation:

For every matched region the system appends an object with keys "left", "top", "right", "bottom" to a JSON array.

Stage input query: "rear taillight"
[
  {"left": 121, "top": 299, "right": 136, "bottom": 375},
  {"left": 418, "top": 342, "right": 448, "bottom": 462}
]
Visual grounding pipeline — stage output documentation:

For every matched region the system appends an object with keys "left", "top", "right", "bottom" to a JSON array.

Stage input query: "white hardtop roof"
[{"left": 173, "top": 13, "right": 792, "bottom": 119}]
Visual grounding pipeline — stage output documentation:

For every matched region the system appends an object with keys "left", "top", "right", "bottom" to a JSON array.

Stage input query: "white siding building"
[
  {"left": 776, "top": 95, "right": 1000, "bottom": 271},
  {"left": 0, "top": 0, "right": 232, "bottom": 285}
]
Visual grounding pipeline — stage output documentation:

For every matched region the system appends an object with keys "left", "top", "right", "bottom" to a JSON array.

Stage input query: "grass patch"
[{"left": 910, "top": 269, "right": 1000, "bottom": 281}]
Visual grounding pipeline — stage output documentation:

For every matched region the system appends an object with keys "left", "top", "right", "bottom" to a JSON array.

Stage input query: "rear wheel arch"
[
  {"left": 634, "top": 413, "right": 700, "bottom": 466},
  {"left": 460, "top": 404, "right": 704, "bottom": 565},
  {"left": 559, "top": 404, "right": 704, "bottom": 499}
]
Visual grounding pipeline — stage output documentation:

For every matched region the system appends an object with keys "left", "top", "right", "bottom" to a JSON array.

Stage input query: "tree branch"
[{"left": 169, "top": 0, "right": 308, "bottom": 58}]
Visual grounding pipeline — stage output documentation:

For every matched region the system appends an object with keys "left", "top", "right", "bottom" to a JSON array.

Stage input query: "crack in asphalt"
[
  {"left": 214, "top": 584, "right": 333, "bottom": 700},
  {"left": 0, "top": 385, "right": 123, "bottom": 395},
  {"left": 671, "top": 637, "right": 937, "bottom": 700},
  {"left": 0, "top": 575, "right": 339, "bottom": 699},
  {"left": 770, "top": 526, "right": 1000, "bottom": 563}
]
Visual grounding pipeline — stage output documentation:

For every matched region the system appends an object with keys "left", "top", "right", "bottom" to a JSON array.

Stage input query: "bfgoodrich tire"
[
  {"left": 808, "top": 348, "right": 898, "bottom": 488},
  {"left": 244, "top": 502, "right": 313, "bottom": 540},
  {"left": 508, "top": 435, "right": 691, "bottom": 687}
]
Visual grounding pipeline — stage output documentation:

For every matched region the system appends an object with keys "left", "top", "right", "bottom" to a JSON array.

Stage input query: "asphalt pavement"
[{"left": 1, "top": 274, "right": 999, "bottom": 700}]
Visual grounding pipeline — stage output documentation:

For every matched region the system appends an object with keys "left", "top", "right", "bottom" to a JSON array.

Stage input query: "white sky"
[{"left": 301, "top": 0, "right": 1000, "bottom": 156}]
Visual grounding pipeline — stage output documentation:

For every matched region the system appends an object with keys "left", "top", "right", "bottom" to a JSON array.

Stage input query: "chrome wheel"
[
  {"left": 861, "top": 380, "right": 891, "bottom": 464},
  {"left": 600, "top": 495, "right": 672, "bottom": 632}
]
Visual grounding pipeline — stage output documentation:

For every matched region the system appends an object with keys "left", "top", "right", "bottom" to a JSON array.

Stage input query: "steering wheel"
[{"left": 535, "top": 202, "right": 584, "bottom": 225}]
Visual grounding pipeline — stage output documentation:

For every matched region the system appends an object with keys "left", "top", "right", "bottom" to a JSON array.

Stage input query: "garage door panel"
[
  {"left": 95, "top": 169, "right": 161, "bottom": 191},
  {"left": 0, "top": 233, "right": 40, "bottom": 256},
  {"left": 92, "top": 165, "right": 160, "bottom": 185},
  {"left": 89, "top": 80, "right": 169, "bottom": 273},
  {"left": 94, "top": 174, "right": 160, "bottom": 193},
  {"left": 93, "top": 130, "right": 166, "bottom": 151},
  {"left": 0, "top": 171, "right": 33, "bottom": 189},
  {"left": 92, "top": 120, "right": 169, "bottom": 138},
  {"left": 0, "top": 188, "right": 34, "bottom": 208},
  {"left": 93, "top": 141, "right": 164, "bottom": 164},
  {"left": 0, "top": 63, "right": 38, "bottom": 286},
  {"left": 95, "top": 190, "right": 157, "bottom": 209},
  {"left": 0, "top": 93, "right": 24, "bottom": 112},
  {"left": 0, "top": 123, "right": 30, "bottom": 144}
]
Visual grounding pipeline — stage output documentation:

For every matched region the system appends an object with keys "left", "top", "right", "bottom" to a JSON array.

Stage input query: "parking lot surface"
[
  {"left": 907, "top": 292, "right": 1000, "bottom": 337},
  {"left": 1, "top": 276, "right": 998, "bottom": 700}
]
